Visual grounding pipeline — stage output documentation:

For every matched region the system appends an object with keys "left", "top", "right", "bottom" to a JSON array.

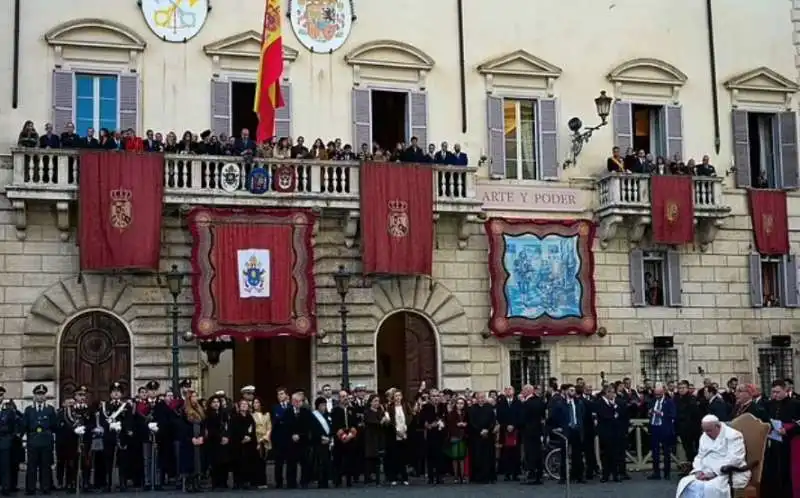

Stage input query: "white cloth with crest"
[
  {"left": 675, "top": 420, "right": 750, "bottom": 498},
  {"left": 237, "top": 249, "right": 270, "bottom": 298}
]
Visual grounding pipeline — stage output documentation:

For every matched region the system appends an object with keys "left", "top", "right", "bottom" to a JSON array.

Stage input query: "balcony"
[
  {"left": 595, "top": 173, "right": 730, "bottom": 250},
  {"left": 6, "top": 148, "right": 483, "bottom": 247}
]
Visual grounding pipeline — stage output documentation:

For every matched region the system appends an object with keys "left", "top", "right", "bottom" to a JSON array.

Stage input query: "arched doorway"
[
  {"left": 233, "top": 338, "right": 312, "bottom": 397},
  {"left": 376, "top": 311, "right": 438, "bottom": 397},
  {"left": 59, "top": 311, "right": 131, "bottom": 404}
]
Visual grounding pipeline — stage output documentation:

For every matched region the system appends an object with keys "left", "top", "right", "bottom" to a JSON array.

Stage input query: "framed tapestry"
[
  {"left": 188, "top": 208, "right": 317, "bottom": 339},
  {"left": 485, "top": 218, "right": 597, "bottom": 337}
]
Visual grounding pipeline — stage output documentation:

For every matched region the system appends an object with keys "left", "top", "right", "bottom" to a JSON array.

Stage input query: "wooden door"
[
  {"left": 59, "top": 311, "right": 131, "bottom": 404},
  {"left": 403, "top": 313, "right": 437, "bottom": 397},
  {"left": 233, "top": 338, "right": 311, "bottom": 397},
  {"left": 377, "top": 313, "right": 407, "bottom": 395}
]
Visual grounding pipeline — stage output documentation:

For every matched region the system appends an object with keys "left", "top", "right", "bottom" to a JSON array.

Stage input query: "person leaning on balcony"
[
  {"left": 17, "top": 121, "right": 38, "bottom": 148},
  {"left": 60, "top": 122, "right": 81, "bottom": 148},
  {"left": 630, "top": 149, "right": 650, "bottom": 174},
  {"left": 695, "top": 155, "right": 716, "bottom": 177},
  {"left": 291, "top": 136, "right": 309, "bottom": 159},
  {"left": 273, "top": 137, "right": 291, "bottom": 159},
  {"left": 606, "top": 146, "right": 627, "bottom": 173},
  {"left": 402, "top": 136, "right": 426, "bottom": 163},
  {"left": 39, "top": 123, "right": 60, "bottom": 149},
  {"left": 452, "top": 144, "right": 468, "bottom": 166},
  {"left": 358, "top": 143, "right": 373, "bottom": 161}
]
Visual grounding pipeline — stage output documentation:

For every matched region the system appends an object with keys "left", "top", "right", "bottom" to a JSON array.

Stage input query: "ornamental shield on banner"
[
  {"left": 110, "top": 189, "right": 133, "bottom": 232},
  {"left": 273, "top": 164, "right": 296, "bottom": 193},
  {"left": 237, "top": 249, "right": 271, "bottom": 298},
  {"left": 387, "top": 199, "right": 409, "bottom": 238},
  {"left": 249, "top": 166, "right": 269, "bottom": 194},
  {"left": 220, "top": 163, "right": 241, "bottom": 192}
]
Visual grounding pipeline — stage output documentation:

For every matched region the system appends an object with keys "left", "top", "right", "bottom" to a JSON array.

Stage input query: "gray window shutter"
[
  {"left": 613, "top": 101, "right": 633, "bottom": 152},
  {"left": 777, "top": 111, "right": 799, "bottom": 189},
  {"left": 52, "top": 70, "right": 74, "bottom": 134},
  {"left": 629, "top": 248, "right": 646, "bottom": 307},
  {"left": 275, "top": 82, "right": 292, "bottom": 139},
  {"left": 487, "top": 95, "right": 505, "bottom": 178},
  {"left": 780, "top": 255, "right": 799, "bottom": 307},
  {"left": 210, "top": 79, "right": 231, "bottom": 137},
  {"left": 409, "top": 91, "right": 428, "bottom": 148},
  {"left": 733, "top": 110, "right": 751, "bottom": 188},
  {"left": 352, "top": 88, "right": 371, "bottom": 150},
  {"left": 664, "top": 250, "right": 683, "bottom": 307},
  {"left": 748, "top": 253, "right": 764, "bottom": 308},
  {"left": 665, "top": 105, "right": 683, "bottom": 162},
  {"left": 118, "top": 74, "right": 139, "bottom": 133},
  {"left": 537, "top": 98, "right": 559, "bottom": 180}
]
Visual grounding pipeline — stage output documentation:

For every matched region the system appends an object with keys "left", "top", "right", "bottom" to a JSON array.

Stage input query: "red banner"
[
  {"left": 650, "top": 176, "right": 694, "bottom": 245},
  {"left": 748, "top": 189, "right": 789, "bottom": 255},
  {"left": 360, "top": 162, "right": 433, "bottom": 275},
  {"left": 78, "top": 151, "right": 164, "bottom": 271},
  {"left": 189, "top": 208, "right": 317, "bottom": 338}
]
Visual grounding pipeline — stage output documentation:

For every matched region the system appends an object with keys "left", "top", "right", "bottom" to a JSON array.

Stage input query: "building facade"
[{"left": 0, "top": 0, "right": 799, "bottom": 402}]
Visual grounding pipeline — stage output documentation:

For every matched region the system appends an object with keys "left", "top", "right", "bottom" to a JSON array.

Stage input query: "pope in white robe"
[{"left": 676, "top": 415, "right": 750, "bottom": 498}]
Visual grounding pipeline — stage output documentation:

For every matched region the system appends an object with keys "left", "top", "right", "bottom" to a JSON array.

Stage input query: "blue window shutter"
[
  {"left": 487, "top": 95, "right": 505, "bottom": 178},
  {"left": 118, "top": 74, "right": 138, "bottom": 132},
  {"left": 409, "top": 91, "right": 428, "bottom": 148},
  {"left": 749, "top": 253, "right": 764, "bottom": 308},
  {"left": 52, "top": 70, "right": 74, "bottom": 134},
  {"left": 664, "top": 250, "right": 683, "bottom": 307},
  {"left": 74, "top": 74, "right": 94, "bottom": 136},
  {"left": 210, "top": 79, "right": 231, "bottom": 136},
  {"left": 665, "top": 105, "right": 683, "bottom": 162},
  {"left": 778, "top": 111, "right": 799, "bottom": 189},
  {"left": 98, "top": 76, "right": 118, "bottom": 132},
  {"left": 275, "top": 82, "right": 292, "bottom": 139},
  {"left": 629, "top": 249, "right": 646, "bottom": 307},
  {"left": 352, "top": 88, "right": 371, "bottom": 150},
  {"left": 613, "top": 101, "right": 633, "bottom": 152},
  {"left": 537, "top": 98, "right": 559, "bottom": 180},
  {"left": 733, "top": 110, "right": 751, "bottom": 188}
]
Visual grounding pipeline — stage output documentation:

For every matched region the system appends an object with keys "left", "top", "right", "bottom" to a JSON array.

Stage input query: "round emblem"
[
  {"left": 296, "top": 316, "right": 310, "bottom": 332},
  {"left": 220, "top": 163, "right": 242, "bottom": 192},
  {"left": 139, "top": 0, "right": 210, "bottom": 43},
  {"left": 289, "top": 0, "right": 354, "bottom": 53},
  {"left": 762, "top": 213, "right": 774, "bottom": 234},
  {"left": 666, "top": 201, "right": 679, "bottom": 223},
  {"left": 293, "top": 213, "right": 308, "bottom": 225},
  {"left": 273, "top": 164, "right": 297, "bottom": 193},
  {"left": 197, "top": 319, "right": 214, "bottom": 334},
  {"left": 193, "top": 212, "right": 211, "bottom": 225}
]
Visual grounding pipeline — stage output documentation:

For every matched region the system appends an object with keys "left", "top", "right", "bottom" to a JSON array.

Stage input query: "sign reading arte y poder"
[
  {"left": 476, "top": 182, "right": 589, "bottom": 213},
  {"left": 139, "top": 0, "right": 210, "bottom": 43}
]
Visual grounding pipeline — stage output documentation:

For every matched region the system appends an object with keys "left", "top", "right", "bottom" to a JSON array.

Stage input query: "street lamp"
[
  {"left": 333, "top": 265, "right": 352, "bottom": 390},
  {"left": 166, "top": 264, "right": 185, "bottom": 395},
  {"left": 563, "top": 90, "right": 614, "bottom": 168}
]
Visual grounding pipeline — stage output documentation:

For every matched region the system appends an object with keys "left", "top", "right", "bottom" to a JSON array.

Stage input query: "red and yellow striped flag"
[{"left": 254, "top": 0, "right": 285, "bottom": 143}]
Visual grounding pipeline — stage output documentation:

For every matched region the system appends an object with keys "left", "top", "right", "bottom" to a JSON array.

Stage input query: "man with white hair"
[{"left": 675, "top": 415, "right": 750, "bottom": 498}]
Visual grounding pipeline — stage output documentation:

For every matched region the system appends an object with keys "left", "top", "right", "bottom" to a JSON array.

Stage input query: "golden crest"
[
  {"left": 763, "top": 213, "right": 774, "bottom": 234},
  {"left": 295, "top": 316, "right": 310, "bottom": 332},
  {"left": 387, "top": 199, "right": 409, "bottom": 238},
  {"left": 197, "top": 318, "right": 213, "bottom": 334},
  {"left": 110, "top": 189, "right": 133, "bottom": 231},
  {"left": 665, "top": 201, "right": 679, "bottom": 223}
]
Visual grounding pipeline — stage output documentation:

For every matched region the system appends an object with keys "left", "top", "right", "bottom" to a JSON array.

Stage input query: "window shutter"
[
  {"left": 210, "top": 79, "right": 231, "bottom": 137},
  {"left": 780, "top": 255, "right": 799, "bottom": 307},
  {"left": 118, "top": 74, "right": 139, "bottom": 133},
  {"left": 409, "top": 91, "right": 428, "bottom": 148},
  {"left": 352, "top": 88, "right": 371, "bottom": 150},
  {"left": 733, "top": 110, "right": 751, "bottom": 188},
  {"left": 613, "top": 101, "right": 633, "bottom": 152},
  {"left": 777, "top": 111, "right": 799, "bottom": 189},
  {"left": 665, "top": 105, "right": 683, "bottom": 162},
  {"left": 487, "top": 95, "right": 505, "bottom": 178},
  {"left": 52, "top": 70, "right": 74, "bottom": 134},
  {"left": 748, "top": 253, "right": 764, "bottom": 308},
  {"left": 537, "top": 98, "right": 559, "bottom": 180},
  {"left": 629, "top": 248, "right": 646, "bottom": 307},
  {"left": 275, "top": 82, "right": 292, "bottom": 139},
  {"left": 664, "top": 250, "right": 683, "bottom": 307}
]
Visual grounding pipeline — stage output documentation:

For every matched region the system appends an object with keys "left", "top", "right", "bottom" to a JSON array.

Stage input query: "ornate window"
[
  {"left": 509, "top": 348, "right": 551, "bottom": 392},
  {"left": 640, "top": 348, "right": 679, "bottom": 385},
  {"left": 757, "top": 347, "right": 793, "bottom": 395}
]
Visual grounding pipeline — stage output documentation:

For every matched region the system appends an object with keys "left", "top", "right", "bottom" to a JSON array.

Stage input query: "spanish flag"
[{"left": 254, "top": 0, "right": 285, "bottom": 143}]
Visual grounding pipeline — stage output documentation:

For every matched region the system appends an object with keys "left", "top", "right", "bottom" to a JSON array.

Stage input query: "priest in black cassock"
[
  {"left": 467, "top": 392, "right": 496, "bottom": 484},
  {"left": 762, "top": 379, "right": 799, "bottom": 498}
]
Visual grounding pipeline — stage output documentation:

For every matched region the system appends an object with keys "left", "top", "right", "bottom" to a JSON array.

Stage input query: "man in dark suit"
[
  {"left": 705, "top": 385, "right": 731, "bottom": 422},
  {"left": 270, "top": 387, "right": 292, "bottom": 489},
  {"left": 0, "top": 387, "right": 19, "bottom": 496},
  {"left": 309, "top": 397, "right": 332, "bottom": 488},
  {"left": 451, "top": 143, "right": 469, "bottom": 166},
  {"left": 401, "top": 137, "right": 425, "bottom": 163},
  {"left": 285, "top": 392, "right": 311, "bottom": 488},
  {"left": 519, "top": 384, "right": 546, "bottom": 484},
  {"left": 596, "top": 385, "right": 625, "bottom": 482},
  {"left": 550, "top": 384, "right": 585, "bottom": 483},
  {"left": 23, "top": 384, "right": 57, "bottom": 495},
  {"left": 433, "top": 142, "right": 454, "bottom": 165},
  {"left": 234, "top": 128, "right": 257, "bottom": 155},
  {"left": 330, "top": 390, "right": 357, "bottom": 487},
  {"left": 38, "top": 123, "right": 60, "bottom": 149},
  {"left": 496, "top": 387, "right": 522, "bottom": 481},
  {"left": 647, "top": 385, "right": 675, "bottom": 480}
]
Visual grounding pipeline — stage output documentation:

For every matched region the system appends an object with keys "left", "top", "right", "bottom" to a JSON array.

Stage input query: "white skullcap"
[
  {"left": 701, "top": 414, "right": 720, "bottom": 424},
  {"left": 240, "top": 385, "right": 256, "bottom": 393},
  {"left": 214, "top": 390, "right": 225, "bottom": 396}
]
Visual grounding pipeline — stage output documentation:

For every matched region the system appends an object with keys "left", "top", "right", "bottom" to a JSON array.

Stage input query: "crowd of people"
[
  {"left": 0, "top": 374, "right": 796, "bottom": 496},
  {"left": 606, "top": 146, "right": 717, "bottom": 177},
  {"left": 15, "top": 120, "right": 470, "bottom": 166}
]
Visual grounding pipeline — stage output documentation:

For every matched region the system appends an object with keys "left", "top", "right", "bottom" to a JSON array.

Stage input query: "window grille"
[
  {"left": 509, "top": 349, "right": 551, "bottom": 392},
  {"left": 758, "top": 347, "right": 794, "bottom": 395},
  {"left": 640, "top": 349, "right": 679, "bottom": 385}
]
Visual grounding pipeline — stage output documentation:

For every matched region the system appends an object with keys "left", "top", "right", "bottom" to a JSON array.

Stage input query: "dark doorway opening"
[
  {"left": 631, "top": 103, "right": 664, "bottom": 156},
  {"left": 231, "top": 81, "right": 258, "bottom": 140},
  {"left": 376, "top": 312, "right": 437, "bottom": 397},
  {"left": 747, "top": 112, "right": 775, "bottom": 187},
  {"left": 371, "top": 90, "right": 407, "bottom": 151},
  {"left": 233, "top": 338, "right": 312, "bottom": 396}
]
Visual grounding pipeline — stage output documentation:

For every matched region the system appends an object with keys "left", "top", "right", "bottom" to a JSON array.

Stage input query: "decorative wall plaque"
[
  {"left": 288, "top": 0, "right": 355, "bottom": 53},
  {"left": 139, "top": 0, "right": 211, "bottom": 43}
]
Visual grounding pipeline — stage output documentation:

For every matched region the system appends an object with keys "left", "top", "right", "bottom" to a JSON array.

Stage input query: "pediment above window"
[
  {"left": 724, "top": 67, "right": 798, "bottom": 109},
  {"left": 344, "top": 40, "right": 434, "bottom": 89},
  {"left": 203, "top": 30, "right": 298, "bottom": 76},
  {"left": 44, "top": 18, "right": 146, "bottom": 67},
  {"left": 607, "top": 58, "right": 687, "bottom": 102},
  {"left": 477, "top": 50, "right": 562, "bottom": 95}
]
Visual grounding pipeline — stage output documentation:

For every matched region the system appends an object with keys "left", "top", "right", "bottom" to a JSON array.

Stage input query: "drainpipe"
[
  {"left": 456, "top": 0, "right": 467, "bottom": 133},
  {"left": 706, "top": 0, "right": 721, "bottom": 154},
  {"left": 12, "top": 0, "right": 20, "bottom": 108}
]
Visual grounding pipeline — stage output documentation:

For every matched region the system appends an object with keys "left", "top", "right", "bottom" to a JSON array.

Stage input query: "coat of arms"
[
  {"left": 110, "top": 189, "right": 133, "bottom": 231},
  {"left": 763, "top": 213, "right": 774, "bottom": 234},
  {"left": 273, "top": 165, "right": 297, "bottom": 193},
  {"left": 289, "top": 0, "right": 354, "bottom": 53},
  {"left": 242, "top": 255, "right": 266, "bottom": 294},
  {"left": 220, "top": 163, "right": 241, "bottom": 192},
  {"left": 387, "top": 199, "right": 409, "bottom": 238},
  {"left": 249, "top": 166, "right": 269, "bottom": 194},
  {"left": 139, "top": 0, "right": 211, "bottom": 43},
  {"left": 666, "top": 201, "right": 679, "bottom": 223}
]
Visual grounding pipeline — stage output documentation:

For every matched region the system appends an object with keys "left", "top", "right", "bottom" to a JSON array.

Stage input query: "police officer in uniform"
[
  {"left": 100, "top": 381, "right": 132, "bottom": 492},
  {"left": 23, "top": 385, "right": 57, "bottom": 495},
  {"left": 58, "top": 387, "right": 89, "bottom": 494},
  {"left": 0, "top": 387, "right": 19, "bottom": 496}
]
